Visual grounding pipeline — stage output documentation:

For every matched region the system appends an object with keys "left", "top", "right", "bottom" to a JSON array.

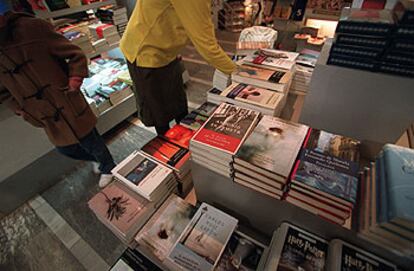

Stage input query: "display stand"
[
  {"left": 299, "top": 41, "right": 414, "bottom": 144},
  {"left": 191, "top": 161, "right": 414, "bottom": 270}
]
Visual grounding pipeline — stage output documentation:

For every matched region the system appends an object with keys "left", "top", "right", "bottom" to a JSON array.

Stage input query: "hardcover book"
[
  {"left": 136, "top": 195, "right": 196, "bottom": 261},
  {"left": 235, "top": 116, "right": 308, "bottom": 180},
  {"left": 265, "top": 223, "right": 328, "bottom": 271},
  {"left": 215, "top": 231, "right": 266, "bottom": 271},
  {"left": 292, "top": 149, "right": 359, "bottom": 204},
  {"left": 167, "top": 203, "right": 238, "bottom": 271},
  {"left": 327, "top": 239, "right": 397, "bottom": 271},
  {"left": 330, "top": 43, "right": 384, "bottom": 59},
  {"left": 304, "top": 128, "right": 361, "bottom": 162},
  {"left": 191, "top": 103, "right": 260, "bottom": 155}
]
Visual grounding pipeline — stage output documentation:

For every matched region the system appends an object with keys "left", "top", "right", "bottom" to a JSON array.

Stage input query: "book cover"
[
  {"left": 305, "top": 128, "right": 361, "bottom": 162},
  {"left": 125, "top": 158, "right": 158, "bottom": 184},
  {"left": 110, "top": 248, "right": 162, "bottom": 271},
  {"left": 168, "top": 203, "right": 238, "bottom": 271},
  {"left": 88, "top": 182, "right": 148, "bottom": 236},
  {"left": 235, "top": 65, "right": 287, "bottom": 84},
  {"left": 215, "top": 231, "right": 266, "bottom": 271},
  {"left": 269, "top": 224, "right": 328, "bottom": 270},
  {"left": 180, "top": 112, "right": 208, "bottom": 131},
  {"left": 293, "top": 149, "right": 359, "bottom": 204},
  {"left": 242, "top": 50, "right": 296, "bottom": 71},
  {"left": 235, "top": 85, "right": 275, "bottom": 105},
  {"left": 329, "top": 240, "right": 397, "bottom": 271},
  {"left": 194, "top": 102, "right": 218, "bottom": 117},
  {"left": 382, "top": 144, "right": 414, "bottom": 229},
  {"left": 136, "top": 195, "right": 196, "bottom": 261},
  {"left": 141, "top": 136, "right": 189, "bottom": 167},
  {"left": 164, "top": 125, "right": 195, "bottom": 148},
  {"left": 192, "top": 103, "right": 260, "bottom": 155},
  {"left": 236, "top": 116, "right": 308, "bottom": 178}
]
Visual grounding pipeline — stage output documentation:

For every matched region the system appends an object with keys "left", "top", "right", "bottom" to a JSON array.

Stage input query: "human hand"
[{"left": 68, "top": 76, "right": 84, "bottom": 92}]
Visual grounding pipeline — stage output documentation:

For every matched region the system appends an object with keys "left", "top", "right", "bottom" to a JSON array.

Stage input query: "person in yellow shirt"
[{"left": 120, "top": 0, "right": 236, "bottom": 135}]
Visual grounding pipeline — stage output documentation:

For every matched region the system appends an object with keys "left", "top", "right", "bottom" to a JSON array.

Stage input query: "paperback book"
[
  {"left": 235, "top": 116, "right": 308, "bottom": 183},
  {"left": 135, "top": 194, "right": 196, "bottom": 261},
  {"left": 191, "top": 103, "right": 260, "bottom": 156},
  {"left": 164, "top": 125, "right": 195, "bottom": 148},
  {"left": 265, "top": 223, "right": 328, "bottom": 271},
  {"left": 110, "top": 248, "right": 162, "bottom": 271},
  {"left": 291, "top": 149, "right": 359, "bottom": 205},
  {"left": 180, "top": 112, "right": 208, "bottom": 131},
  {"left": 167, "top": 203, "right": 238, "bottom": 271},
  {"left": 232, "top": 65, "right": 292, "bottom": 92},
  {"left": 241, "top": 49, "right": 299, "bottom": 71}
]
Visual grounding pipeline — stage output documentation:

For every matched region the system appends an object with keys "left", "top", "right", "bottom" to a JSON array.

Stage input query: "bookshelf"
[
  {"left": 35, "top": 0, "right": 117, "bottom": 19},
  {"left": 191, "top": 161, "right": 414, "bottom": 270}
]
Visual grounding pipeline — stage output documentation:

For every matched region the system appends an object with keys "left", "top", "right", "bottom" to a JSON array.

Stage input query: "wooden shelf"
[{"left": 35, "top": 0, "right": 116, "bottom": 19}]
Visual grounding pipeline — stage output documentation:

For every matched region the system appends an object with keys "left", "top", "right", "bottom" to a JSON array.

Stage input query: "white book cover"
[
  {"left": 112, "top": 151, "right": 173, "bottom": 201},
  {"left": 242, "top": 49, "right": 298, "bottom": 71},
  {"left": 167, "top": 203, "right": 238, "bottom": 271}
]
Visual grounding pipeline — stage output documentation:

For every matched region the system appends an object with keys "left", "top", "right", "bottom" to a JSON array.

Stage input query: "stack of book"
[
  {"left": 110, "top": 248, "right": 162, "bottom": 271},
  {"left": 135, "top": 194, "right": 196, "bottom": 262},
  {"left": 288, "top": 128, "right": 361, "bottom": 226},
  {"left": 238, "top": 49, "right": 299, "bottom": 71},
  {"left": 63, "top": 31, "right": 94, "bottom": 55},
  {"left": 327, "top": 239, "right": 398, "bottom": 270},
  {"left": 329, "top": 6, "right": 414, "bottom": 77},
  {"left": 213, "top": 69, "right": 232, "bottom": 90},
  {"left": 190, "top": 103, "right": 260, "bottom": 177},
  {"left": 233, "top": 116, "right": 308, "bottom": 200},
  {"left": 88, "top": 181, "right": 169, "bottom": 244},
  {"left": 140, "top": 133, "right": 192, "bottom": 197},
  {"left": 96, "top": 5, "right": 128, "bottom": 36},
  {"left": 91, "top": 39, "right": 109, "bottom": 53},
  {"left": 358, "top": 144, "right": 414, "bottom": 257},
  {"left": 165, "top": 203, "right": 238, "bottom": 271},
  {"left": 89, "top": 23, "right": 121, "bottom": 46},
  {"left": 291, "top": 49, "right": 320, "bottom": 94},
  {"left": 263, "top": 223, "right": 329, "bottom": 270},
  {"left": 209, "top": 83, "right": 285, "bottom": 116},
  {"left": 232, "top": 64, "right": 293, "bottom": 94},
  {"left": 111, "top": 150, "right": 177, "bottom": 202},
  {"left": 263, "top": 223, "right": 399, "bottom": 270},
  {"left": 180, "top": 102, "right": 218, "bottom": 131}
]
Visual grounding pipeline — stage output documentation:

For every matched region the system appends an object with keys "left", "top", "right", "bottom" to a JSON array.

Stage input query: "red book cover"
[
  {"left": 192, "top": 103, "right": 260, "bottom": 154},
  {"left": 141, "top": 136, "right": 189, "bottom": 171},
  {"left": 164, "top": 125, "right": 195, "bottom": 148}
]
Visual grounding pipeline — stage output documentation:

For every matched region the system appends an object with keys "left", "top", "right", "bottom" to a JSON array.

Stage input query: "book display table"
[
  {"left": 191, "top": 161, "right": 414, "bottom": 270},
  {"left": 299, "top": 41, "right": 414, "bottom": 144}
]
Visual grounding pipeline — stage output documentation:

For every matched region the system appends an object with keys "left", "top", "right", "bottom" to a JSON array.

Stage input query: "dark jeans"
[{"left": 56, "top": 128, "right": 115, "bottom": 174}]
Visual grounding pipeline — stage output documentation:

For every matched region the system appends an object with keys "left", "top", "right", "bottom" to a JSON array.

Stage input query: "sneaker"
[
  {"left": 98, "top": 174, "right": 113, "bottom": 188},
  {"left": 92, "top": 162, "right": 101, "bottom": 174}
]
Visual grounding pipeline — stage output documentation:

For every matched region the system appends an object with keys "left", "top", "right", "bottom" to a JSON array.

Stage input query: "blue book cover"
[
  {"left": 376, "top": 155, "right": 388, "bottom": 225},
  {"left": 294, "top": 149, "right": 359, "bottom": 204},
  {"left": 383, "top": 144, "right": 414, "bottom": 228}
]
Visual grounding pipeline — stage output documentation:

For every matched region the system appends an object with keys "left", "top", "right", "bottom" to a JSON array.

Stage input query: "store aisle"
[{"left": 0, "top": 31, "right": 303, "bottom": 271}]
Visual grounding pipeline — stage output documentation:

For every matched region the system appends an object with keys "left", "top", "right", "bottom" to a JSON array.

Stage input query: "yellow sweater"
[{"left": 120, "top": 0, "right": 236, "bottom": 75}]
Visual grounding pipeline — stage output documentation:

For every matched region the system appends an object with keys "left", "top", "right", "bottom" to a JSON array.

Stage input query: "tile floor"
[{"left": 0, "top": 31, "right": 304, "bottom": 271}]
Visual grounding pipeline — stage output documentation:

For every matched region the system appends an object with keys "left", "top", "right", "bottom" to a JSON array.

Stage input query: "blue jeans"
[{"left": 56, "top": 128, "right": 115, "bottom": 174}]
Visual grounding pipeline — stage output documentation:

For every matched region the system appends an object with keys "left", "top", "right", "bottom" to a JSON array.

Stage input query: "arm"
[
  {"left": 38, "top": 20, "right": 89, "bottom": 79},
  {"left": 171, "top": 0, "right": 236, "bottom": 74}
]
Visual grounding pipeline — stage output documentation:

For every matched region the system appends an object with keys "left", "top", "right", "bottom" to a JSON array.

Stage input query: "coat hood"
[{"left": 0, "top": 11, "right": 34, "bottom": 43}]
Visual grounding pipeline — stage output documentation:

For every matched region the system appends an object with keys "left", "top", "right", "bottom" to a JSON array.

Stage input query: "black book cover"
[
  {"left": 327, "top": 54, "right": 377, "bottom": 71},
  {"left": 378, "top": 62, "right": 414, "bottom": 77},
  {"left": 390, "top": 38, "right": 414, "bottom": 51},
  {"left": 110, "top": 248, "right": 162, "bottom": 271},
  {"left": 336, "top": 9, "right": 395, "bottom": 37},
  {"left": 269, "top": 71, "right": 286, "bottom": 83},
  {"left": 278, "top": 227, "right": 328, "bottom": 270},
  {"left": 383, "top": 50, "right": 414, "bottom": 65},
  {"left": 331, "top": 43, "right": 384, "bottom": 59},
  {"left": 340, "top": 244, "right": 395, "bottom": 271},
  {"left": 335, "top": 34, "right": 389, "bottom": 49},
  {"left": 394, "top": 24, "right": 414, "bottom": 37}
]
